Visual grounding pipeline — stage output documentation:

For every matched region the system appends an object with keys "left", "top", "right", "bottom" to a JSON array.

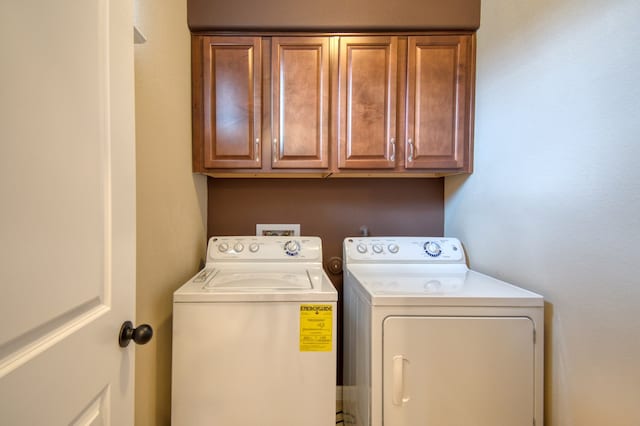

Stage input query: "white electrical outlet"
[{"left": 256, "top": 224, "right": 300, "bottom": 236}]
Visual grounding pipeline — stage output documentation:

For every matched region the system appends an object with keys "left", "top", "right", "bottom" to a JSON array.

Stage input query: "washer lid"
[
  {"left": 205, "top": 270, "right": 313, "bottom": 290},
  {"left": 346, "top": 264, "right": 543, "bottom": 307},
  {"left": 174, "top": 265, "right": 337, "bottom": 302}
]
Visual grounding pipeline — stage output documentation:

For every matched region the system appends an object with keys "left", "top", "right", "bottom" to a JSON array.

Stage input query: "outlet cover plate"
[{"left": 256, "top": 224, "right": 300, "bottom": 236}]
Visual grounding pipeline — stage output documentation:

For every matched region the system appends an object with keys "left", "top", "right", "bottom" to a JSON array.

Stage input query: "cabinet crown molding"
[{"left": 187, "top": 0, "right": 480, "bottom": 32}]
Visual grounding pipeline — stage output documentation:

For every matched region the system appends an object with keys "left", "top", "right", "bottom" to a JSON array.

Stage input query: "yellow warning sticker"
[{"left": 299, "top": 304, "right": 333, "bottom": 352}]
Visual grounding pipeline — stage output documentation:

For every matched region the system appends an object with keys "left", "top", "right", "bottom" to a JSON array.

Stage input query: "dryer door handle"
[{"left": 392, "top": 355, "right": 410, "bottom": 406}]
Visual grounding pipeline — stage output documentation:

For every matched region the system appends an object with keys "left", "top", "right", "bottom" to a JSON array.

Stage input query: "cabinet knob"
[
  {"left": 390, "top": 138, "right": 396, "bottom": 161},
  {"left": 273, "top": 138, "right": 278, "bottom": 162},
  {"left": 407, "top": 139, "right": 414, "bottom": 162}
]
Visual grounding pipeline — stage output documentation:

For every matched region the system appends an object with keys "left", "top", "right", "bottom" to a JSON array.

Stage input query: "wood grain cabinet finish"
[
  {"left": 201, "top": 36, "right": 262, "bottom": 168},
  {"left": 192, "top": 33, "right": 475, "bottom": 176},
  {"left": 405, "top": 35, "right": 473, "bottom": 170},
  {"left": 337, "top": 36, "right": 398, "bottom": 169},
  {"left": 272, "top": 37, "right": 330, "bottom": 169}
]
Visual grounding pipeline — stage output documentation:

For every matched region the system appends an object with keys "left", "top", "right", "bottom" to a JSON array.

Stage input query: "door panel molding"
[{"left": 0, "top": 303, "right": 109, "bottom": 379}]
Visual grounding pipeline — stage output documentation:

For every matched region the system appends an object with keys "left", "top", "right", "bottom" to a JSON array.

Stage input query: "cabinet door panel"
[
  {"left": 406, "top": 35, "right": 471, "bottom": 169},
  {"left": 338, "top": 37, "right": 397, "bottom": 169},
  {"left": 272, "top": 37, "right": 329, "bottom": 169},
  {"left": 203, "top": 37, "right": 261, "bottom": 168}
]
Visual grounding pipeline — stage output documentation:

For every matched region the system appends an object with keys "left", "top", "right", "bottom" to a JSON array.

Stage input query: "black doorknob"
[{"left": 119, "top": 321, "right": 153, "bottom": 347}]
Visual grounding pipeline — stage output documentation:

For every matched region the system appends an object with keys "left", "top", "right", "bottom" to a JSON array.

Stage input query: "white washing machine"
[
  {"left": 172, "top": 236, "right": 337, "bottom": 426},
  {"left": 342, "top": 237, "right": 544, "bottom": 426}
]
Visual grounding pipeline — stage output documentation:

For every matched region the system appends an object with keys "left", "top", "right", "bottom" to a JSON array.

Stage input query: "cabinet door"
[
  {"left": 202, "top": 37, "right": 261, "bottom": 168},
  {"left": 272, "top": 37, "right": 329, "bottom": 169},
  {"left": 338, "top": 37, "right": 398, "bottom": 169},
  {"left": 383, "top": 316, "right": 535, "bottom": 425},
  {"left": 406, "top": 35, "right": 472, "bottom": 169}
]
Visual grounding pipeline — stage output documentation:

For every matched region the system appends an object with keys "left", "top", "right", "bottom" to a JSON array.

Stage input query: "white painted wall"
[{"left": 445, "top": 0, "right": 640, "bottom": 425}]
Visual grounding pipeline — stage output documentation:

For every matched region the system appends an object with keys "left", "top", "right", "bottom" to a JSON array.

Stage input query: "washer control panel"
[
  {"left": 345, "top": 237, "right": 465, "bottom": 263},
  {"left": 208, "top": 236, "right": 322, "bottom": 262}
]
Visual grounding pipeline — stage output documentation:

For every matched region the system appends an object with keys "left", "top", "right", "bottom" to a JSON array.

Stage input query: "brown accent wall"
[
  {"left": 208, "top": 177, "right": 444, "bottom": 382},
  {"left": 188, "top": 0, "right": 480, "bottom": 31}
]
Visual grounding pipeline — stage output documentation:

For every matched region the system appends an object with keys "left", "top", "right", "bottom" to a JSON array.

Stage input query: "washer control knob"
[
  {"left": 233, "top": 243, "right": 244, "bottom": 253},
  {"left": 424, "top": 241, "right": 442, "bottom": 257},
  {"left": 284, "top": 240, "right": 300, "bottom": 256},
  {"left": 372, "top": 244, "right": 383, "bottom": 254},
  {"left": 218, "top": 242, "right": 229, "bottom": 252},
  {"left": 356, "top": 243, "right": 368, "bottom": 254},
  {"left": 249, "top": 243, "right": 259, "bottom": 253},
  {"left": 388, "top": 243, "right": 400, "bottom": 254}
]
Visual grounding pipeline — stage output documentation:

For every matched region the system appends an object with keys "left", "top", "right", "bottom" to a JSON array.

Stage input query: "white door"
[
  {"left": 383, "top": 316, "right": 535, "bottom": 426},
  {"left": 0, "top": 0, "right": 136, "bottom": 424}
]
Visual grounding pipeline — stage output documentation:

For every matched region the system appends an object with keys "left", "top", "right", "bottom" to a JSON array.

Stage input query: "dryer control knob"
[
  {"left": 284, "top": 240, "right": 300, "bottom": 256},
  {"left": 424, "top": 241, "right": 442, "bottom": 257},
  {"left": 372, "top": 244, "right": 383, "bottom": 254},
  {"left": 234, "top": 243, "right": 244, "bottom": 253},
  {"left": 249, "top": 243, "right": 259, "bottom": 253},
  {"left": 218, "top": 242, "right": 229, "bottom": 252},
  {"left": 356, "top": 243, "right": 368, "bottom": 254},
  {"left": 388, "top": 243, "right": 400, "bottom": 254}
]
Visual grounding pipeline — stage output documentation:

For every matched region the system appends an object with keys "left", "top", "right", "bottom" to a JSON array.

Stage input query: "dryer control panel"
[
  {"left": 208, "top": 236, "right": 322, "bottom": 263},
  {"left": 344, "top": 237, "right": 465, "bottom": 263}
]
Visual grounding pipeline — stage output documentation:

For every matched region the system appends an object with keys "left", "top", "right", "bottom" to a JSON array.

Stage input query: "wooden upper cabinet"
[
  {"left": 202, "top": 37, "right": 262, "bottom": 168},
  {"left": 272, "top": 37, "right": 330, "bottom": 169},
  {"left": 405, "top": 35, "right": 472, "bottom": 170},
  {"left": 192, "top": 33, "right": 475, "bottom": 175},
  {"left": 337, "top": 36, "right": 398, "bottom": 169}
]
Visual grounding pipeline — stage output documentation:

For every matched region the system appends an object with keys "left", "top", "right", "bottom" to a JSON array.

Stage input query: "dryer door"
[{"left": 383, "top": 316, "right": 535, "bottom": 425}]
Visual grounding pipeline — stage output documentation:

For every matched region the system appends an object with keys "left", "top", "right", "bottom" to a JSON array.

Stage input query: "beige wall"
[
  {"left": 445, "top": 0, "right": 640, "bottom": 425},
  {"left": 133, "top": 0, "right": 207, "bottom": 425}
]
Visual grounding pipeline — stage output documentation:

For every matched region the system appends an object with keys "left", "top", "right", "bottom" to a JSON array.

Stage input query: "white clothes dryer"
[
  {"left": 342, "top": 237, "right": 544, "bottom": 426},
  {"left": 172, "top": 236, "right": 337, "bottom": 426}
]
